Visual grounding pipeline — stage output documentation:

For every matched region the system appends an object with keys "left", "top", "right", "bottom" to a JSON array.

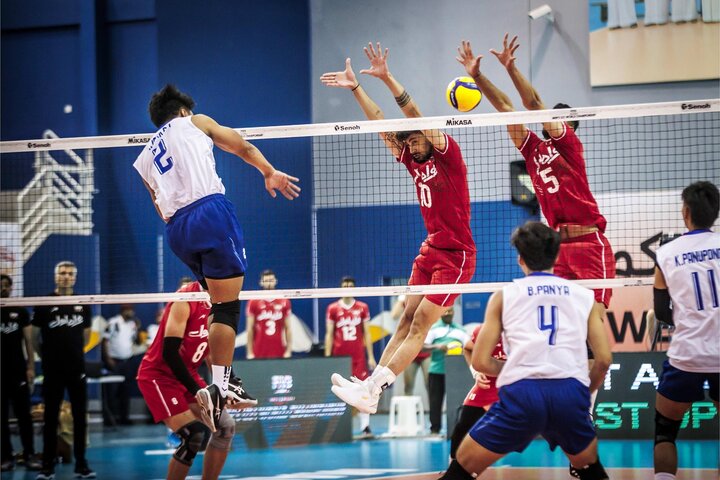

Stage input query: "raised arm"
[
  {"left": 471, "top": 290, "right": 505, "bottom": 377},
  {"left": 190, "top": 114, "right": 301, "bottom": 200},
  {"left": 456, "top": 40, "right": 526, "bottom": 148},
  {"left": 320, "top": 57, "right": 405, "bottom": 157},
  {"left": 360, "top": 42, "right": 446, "bottom": 151},
  {"left": 324, "top": 318, "right": 334, "bottom": 357},
  {"left": 491, "top": 34, "right": 563, "bottom": 138}
]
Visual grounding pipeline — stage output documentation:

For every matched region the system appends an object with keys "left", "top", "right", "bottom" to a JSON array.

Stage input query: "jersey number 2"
[
  {"left": 537, "top": 305, "right": 559, "bottom": 345},
  {"left": 152, "top": 139, "right": 174, "bottom": 174}
]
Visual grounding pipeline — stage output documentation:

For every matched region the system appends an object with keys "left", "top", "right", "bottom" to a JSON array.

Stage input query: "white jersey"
[
  {"left": 497, "top": 273, "right": 594, "bottom": 389},
  {"left": 655, "top": 230, "right": 720, "bottom": 373},
  {"left": 133, "top": 116, "right": 225, "bottom": 218}
]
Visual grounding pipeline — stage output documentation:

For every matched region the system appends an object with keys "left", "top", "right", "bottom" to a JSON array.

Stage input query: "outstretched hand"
[
  {"left": 265, "top": 170, "right": 301, "bottom": 200},
  {"left": 490, "top": 33, "right": 519, "bottom": 70},
  {"left": 320, "top": 58, "right": 359, "bottom": 89},
  {"left": 456, "top": 40, "right": 483, "bottom": 78},
  {"left": 359, "top": 42, "right": 390, "bottom": 80}
]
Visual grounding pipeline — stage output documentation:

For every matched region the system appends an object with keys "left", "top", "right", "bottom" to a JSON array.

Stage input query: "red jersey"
[
  {"left": 327, "top": 299, "right": 370, "bottom": 359},
  {"left": 464, "top": 325, "right": 505, "bottom": 408},
  {"left": 519, "top": 123, "right": 606, "bottom": 232},
  {"left": 398, "top": 134, "right": 475, "bottom": 252},
  {"left": 137, "top": 281, "right": 210, "bottom": 384},
  {"left": 246, "top": 298, "right": 291, "bottom": 358}
]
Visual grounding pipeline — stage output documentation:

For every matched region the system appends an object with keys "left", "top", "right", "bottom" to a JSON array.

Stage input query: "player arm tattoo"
[{"left": 394, "top": 90, "right": 411, "bottom": 108}]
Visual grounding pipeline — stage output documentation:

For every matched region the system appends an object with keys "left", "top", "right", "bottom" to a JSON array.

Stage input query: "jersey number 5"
[
  {"left": 537, "top": 305, "right": 559, "bottom": 345},
  {"left": 152, "top": 139, "right": 174, "bottom": 175},
  {"left": 539, "top": 167, "right": 559, "bottom": 194}
]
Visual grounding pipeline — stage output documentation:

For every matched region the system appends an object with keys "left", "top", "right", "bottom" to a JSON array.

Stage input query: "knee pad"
[
  {"left": 173, "top": 421, "right": 210, "bottom": 466},
  {"left": 575, "top": 459, "right": 609, "bottom": 480},
  {"left": 655, "top": 410, "right": 682, "bottom": 446},
  {"left": 210, "top": 300, "right": 241, "bottom": 333},
  {"left": 209, "top": 409, "right": 235, "bottom": 451},
  {"left": 440, "top": 459, "right": 476, "bottom": 480}
]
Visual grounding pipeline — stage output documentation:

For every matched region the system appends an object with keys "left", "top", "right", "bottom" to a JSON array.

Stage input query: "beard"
[{"left": 412, "top": 150, "right": 432, "bottom": 163}]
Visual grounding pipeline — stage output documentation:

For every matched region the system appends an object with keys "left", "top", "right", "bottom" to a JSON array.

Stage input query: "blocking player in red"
[
  {"left": 245, "top": 270, "right": 292, "bottom": 359},
  {"left": 137, "top": 281, "right": 254, "bottom": 480},
  {"left": 325, "top": 276, "right": 377, "bottom": 437},
  {"left": 449, "top": 324, "right": 506, "bottom": 460},
  {"left": 456, "top": 34, "right": 615, "bottom": 313},
  {"left": 321, "top": 42, "right": 477, "bottom": 414}
]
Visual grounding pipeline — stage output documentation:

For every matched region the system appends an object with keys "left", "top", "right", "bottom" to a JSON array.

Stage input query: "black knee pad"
[
  {"left": 210, "top": 300, "right": 241, "bottom": 333},
  {"left": 173, "top": 421, "right": 210, "bottom": 466},
  {"left": 655, "top": 410, "right": 682, "bottom": 446},
  {"left": 576, "top": 459, "right": 609, "bottom": 480}
]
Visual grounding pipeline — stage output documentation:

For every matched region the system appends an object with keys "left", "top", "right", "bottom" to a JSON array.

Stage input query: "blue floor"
[{"left": 2, "top": 415, "right": 717, "bottom": 479}]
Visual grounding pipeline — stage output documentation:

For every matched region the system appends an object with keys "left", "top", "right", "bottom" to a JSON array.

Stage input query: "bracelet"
[
  {"left": 351, "top": 83, "right": 361, "bottom": 91},
  {"left": 395, "top": 90, "right": 411, "bottom": 108}
]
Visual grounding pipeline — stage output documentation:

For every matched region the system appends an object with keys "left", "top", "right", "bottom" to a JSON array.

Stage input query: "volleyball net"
[{"left": 1, "top": 99, "right": 718, "bottom": 342}]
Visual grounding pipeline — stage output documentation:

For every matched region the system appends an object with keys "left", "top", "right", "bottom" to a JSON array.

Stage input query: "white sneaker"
[
  {"left": 331, "top": 381, "right": 379, "bottom": 414},
  {"left": 330, "top": 373, "right": 364, "bottom": 388}
]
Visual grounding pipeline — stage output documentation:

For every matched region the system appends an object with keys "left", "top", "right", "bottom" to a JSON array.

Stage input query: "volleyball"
[
  {"left": 446, "top": 76, "right": 482, "bottom": 112},
  {"left": 446, "top": 340, "right": 463, "bottom": 356}
]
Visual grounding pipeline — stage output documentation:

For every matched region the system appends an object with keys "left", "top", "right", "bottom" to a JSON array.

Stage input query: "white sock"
[
  {"left": 654, "top": 473, "right": 675, "bottom": 480},
  {"left": 212, "top": 365, "right": 231, "bottom": 397},
  {"left": 369, "top": 366, "right": 396, "bottom": 395},
  {"left": 359, "top": 412, "right": 370, "bottom": 430}
]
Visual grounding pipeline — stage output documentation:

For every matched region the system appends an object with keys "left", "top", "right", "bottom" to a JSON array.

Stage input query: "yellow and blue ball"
[{"left": 446, "top": 76, "right": 482, "bottom": 112}]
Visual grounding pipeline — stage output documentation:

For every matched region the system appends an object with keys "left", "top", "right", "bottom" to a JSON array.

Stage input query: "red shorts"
[
  {"left": 138, "top": 376, "right": 206, "bottom": 423},
  {"left": 409, "top": 242, "right": 476, "bottom": 307},
  {"left": 554, "top": 231, "right": 616, "bottom": 308},
  {"left": 351, "top": 356, "right": 369, "bottom": 381}
]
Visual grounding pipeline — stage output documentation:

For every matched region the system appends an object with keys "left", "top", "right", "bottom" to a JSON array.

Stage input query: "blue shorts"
[
  {"left": 468, "top": 378, "right": 596, "bottom": 455},
  {"left": 166, "top": 194, "right": 248, "bottom": 284},
  {"left": 657, "top": 360, "right": 719, "bottom": 403}
]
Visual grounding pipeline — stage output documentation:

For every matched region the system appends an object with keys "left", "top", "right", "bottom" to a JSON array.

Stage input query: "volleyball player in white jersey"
[
  {"left": 441, "top": 221, "right": 611, "bottom": 480},
  {"left": 134, "top": 85, "right": 300, "bottom": 431},
  {"left": 652, "top": 181, "right": 719, "bottom": 480}
]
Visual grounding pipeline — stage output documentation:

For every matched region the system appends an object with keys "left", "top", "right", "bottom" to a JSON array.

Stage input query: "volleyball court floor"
[{"left": 2, "top": 415, "right": 716, "bottom": 479}]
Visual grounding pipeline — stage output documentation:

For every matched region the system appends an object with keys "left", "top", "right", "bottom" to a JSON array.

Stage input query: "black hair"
[
  {"left": 554, "top": 103, "right": 580, "bottom": 132},
  {"left": 682, "top": 181, "right": 720, "bottom": 229},
  {"left": 260, "top": 269, "right": 276, "bottom": 278},
  {"left": 510, "top": 221, "right": 561, "bottom": 272},
  {"left": 0, "top": 274, "right": 11, "bottom": 285},
  {"left": 148, "top": 84, "right": 196, "bottom": 128},
  {"left": 340, "top": 276, "right": 356, "bottom": 286},
  {"left": 395, "top": 130, "right": 423, "bottom": 143},
  {"left": 542, "top": 103, "right": 579, "bottom": 140}
]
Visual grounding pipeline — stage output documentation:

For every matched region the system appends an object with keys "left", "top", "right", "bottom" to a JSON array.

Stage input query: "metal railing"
[{"left": 17, "top": 130, "right": 94, "bottom": 263}]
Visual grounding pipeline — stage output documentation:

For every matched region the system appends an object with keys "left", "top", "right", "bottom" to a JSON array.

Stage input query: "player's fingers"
[
  {"left": 267, "top": 188, "right": 277, "bottom": 198},
  {"left": 510, "top": 35, "right": 518, "bottom": 47},
  {"left": 363, "top": 47, "right": 372, "bottom": 61},
  {"left": 359, "top": 69, "right": 371, "bottom": 75},
  {"left": 288, "top": 182, "right": 301, "bottom": 192},
  {"left": 286, "top": 174, "right": 300, "bottom": 182},
  {"left": 384, "top": 48, "right": 389, "bottom": 59},
  {"left": 511, "top": 44, "right": 520, "bottom": 54}
]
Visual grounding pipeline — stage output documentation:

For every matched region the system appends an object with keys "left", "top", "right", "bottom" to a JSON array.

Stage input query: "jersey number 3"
[{"left": 152, "top": 139, "right": 174, "bottom": 175}]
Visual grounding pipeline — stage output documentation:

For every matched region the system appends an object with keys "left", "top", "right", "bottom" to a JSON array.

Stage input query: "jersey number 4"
[
  {"left": 152, "top": 139, "right": 174, "bottom": 175},
  {"left": 537, "top": 305, "right": 559, "bottom": 345}
]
